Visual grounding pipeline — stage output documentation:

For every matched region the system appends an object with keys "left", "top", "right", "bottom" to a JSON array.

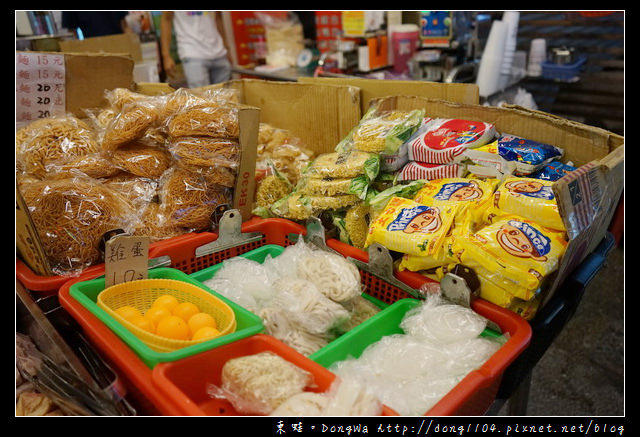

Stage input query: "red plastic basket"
[
  {"left": 151, "top": 333, "right": 396, "bottom": 416},
  {"left": 58, "top": 217, "right": 531, "bottom": 416}
]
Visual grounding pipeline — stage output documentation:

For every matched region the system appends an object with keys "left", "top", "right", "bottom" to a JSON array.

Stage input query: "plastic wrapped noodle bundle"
[
  {"left": 330, "top": 202, "right": 371, "bottom": 250},
  {"left": 407, "top": 118, "right": 496, "bottom": 164},
  {"left": 271, "top": 378, "right": 382, "bottom": 416},
  {"left": 451, "top": 214, "right": 568, "bottom": 302},
  {"left": 210, "top": 351, "right": 313, "bottom": 415},
  {"left": 101, "top": 100, "right": 159, "bottom": 152},
  {"left": 166, "top": 102, "right": 239, "bottom": 139},
  {"left": 257, "top": 122, "right": 315, "bottom": 185},
  {"left": 254, "top": 161, "right": 294, "bottom": 216},
  {"left": 329, "top": 294, "right": 503, "bottom": 416},
  {"left": 296, "top": 248, "right": 362, "bottom": 303},
  {"left": 336, "top": 295, "right": 381, "bottom": 333},
  {"left": 16, "top": 115, "right": 100, "bottom": 179},
  {"left": 259, "top": 307, "right": 329, "bottom": 356},
  {"left": 158, "top": 167, "right": 232, "bottom": 230},
  {"left": 346, "top": 106, "right": 425, "bottom": 154},
  {"left": 19, "top": 177, "right": 136, "bottom": 276},
  {"left": 400, "top": 293, "right": 489, "bottom": 343},
  {"left": 109, "top": 141, "right": 173, "bottom": 179},
  {"left": 102, "top": 171, "right": 159, "bottom": 208},
  {"left": 365, "top": 197, "right": 460, "bottom": 257},
  {"left": 272, "top": 277, "right": 351, "bottom": 335},
  {"left": 133, "top": 201, "right": 185, "bottom": 243},
  {"left": 168, "top": 136, "right": 240, "bottom": 170},
  {"left": 271, "top": 192, "right": 361, "bottom": 221},
  {"left": 494, "top": 177, "right": 565, "bottom": 231},
  {"left": 104, "top": 87, "right": 152, "bottom": 112},
  {"left": 45, "top": 152, "right": 121, "bottom": 180},
  {"left": 204, "top": 257, "right": 278, "bottom": 313},
  {"left": 305, "top": 150, "right": 380, "bottom": 180}
]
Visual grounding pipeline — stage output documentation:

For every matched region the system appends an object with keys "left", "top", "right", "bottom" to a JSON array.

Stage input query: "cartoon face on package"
[
  {"left": 414, "top": 177, "right": 499, "bottom": 222},
  {"left": 494, "top": 178, "right": 565, "bottom": 231},
  {"left": 452, "top": 216, "right": 567, "bottom": 301},
  {"left": 365, "top": 197, "right": 459, "bottom": 256}
]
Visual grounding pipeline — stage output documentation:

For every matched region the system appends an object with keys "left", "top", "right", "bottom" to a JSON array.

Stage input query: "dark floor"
[{"left": 497, "top": 243, "right": 625, "bottom": 416}]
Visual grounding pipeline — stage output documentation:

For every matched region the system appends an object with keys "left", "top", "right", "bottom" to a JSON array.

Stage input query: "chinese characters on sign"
[
  {"left": 104, "top": 235, "right": 150, "bottom": 287},
  {"left": 16, "top": 52, "right": 66, "bottom": 124}
]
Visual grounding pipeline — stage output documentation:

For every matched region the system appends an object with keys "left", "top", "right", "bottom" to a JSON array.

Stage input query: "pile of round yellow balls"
[{"left": 115, "top": 294, "right": 220, "bottom": 342}]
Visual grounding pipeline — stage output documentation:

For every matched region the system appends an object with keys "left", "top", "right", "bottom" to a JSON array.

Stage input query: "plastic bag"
[
  {"left": 365, "top": 196, "right": 460, "bottom": 256},
  {"left": 254, "top": 12, "right": 304, "bottom": 67},
  {"left": 209, "top": 351, "right": 313, "bottom": 415},
  {"left": 16, "top": 115, "right": 100, "bottom": 179},
  {"left": 256, "top": 123, "right": 314, "bottom": 185},
  {"left": 451, "top": 215, "right": 568, "bottom": 301},
  {"left": 494, "top": 177, "right": 565, "bottom": 231},
  {"left": 529, "top": 160, "right": 576, "bottom": 181},
  {"left": 406, "top": 118, "right": 496, "bottom": 165},
  {"left": 397, "top": 161, "right": 467, "bottom": 182},
  {"left": 101, "top": 100, "right": 159, "bottom": 152},
  {"left": 19, "top": 176, "right": 137, "bottom": 276}
]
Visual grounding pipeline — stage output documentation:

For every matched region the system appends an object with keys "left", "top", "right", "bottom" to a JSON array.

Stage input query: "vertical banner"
[{"left": 16, "top": 52, "right": 66, "bottom": 126}]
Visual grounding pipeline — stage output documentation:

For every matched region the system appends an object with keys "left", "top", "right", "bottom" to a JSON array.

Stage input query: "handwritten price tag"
[
  {"left": 104, "top": 235, "right": 150, "bottom": 287},
  {"left": 16, "top": 52, "right": 66, "bottom": 124}
]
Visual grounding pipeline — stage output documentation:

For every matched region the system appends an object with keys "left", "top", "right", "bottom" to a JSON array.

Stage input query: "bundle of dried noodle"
[
  {"left": 51, "top": 153, "right": 120, "bottom": 180},
  {"left": 219, "top": 351, "right": 312, "bottom": 414},
  {"left": 159, "top": 168, "right": 231, "bottom": 230},
  {"left": 20, "top": 178, "right": 135, "bottom": 275},
  {"left": 102, "top": 101, "right": 159, "bottom": 151},
  {"left": 158, "top": 88, "right": 212, "bottom": 120},
  {"left": 104, "top": 87, "right": 151, "bottom": 111},
  {"left": 167, "top": 103, "right": 239, "bottom": 139},
  {"left": 16, "top": 116, "right": 100, "bottom": 179},
  {"left": 169, "top": 136, "right": 240, "bottom": 169},
  {"left": 110, "top": 141, "right": 173, "bottom": 179},
  {"left": 257, "top": 123, "right": 314, "bottom": 185},
  {"left": 133, "top": 201, "right": 185, "bottom": 242}
]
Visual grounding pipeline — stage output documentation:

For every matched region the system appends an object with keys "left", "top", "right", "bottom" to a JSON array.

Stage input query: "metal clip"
[
  {"left": 347, "top": 243, "right": 425, "bottom": 300},
  {"left": 195, "top": 209, "right": 263, "bottom": 257}
]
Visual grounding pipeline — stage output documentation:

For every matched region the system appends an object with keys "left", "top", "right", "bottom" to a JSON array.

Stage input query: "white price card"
[{"left": 16, "top": 52, "right": 66, "bottom": 125}]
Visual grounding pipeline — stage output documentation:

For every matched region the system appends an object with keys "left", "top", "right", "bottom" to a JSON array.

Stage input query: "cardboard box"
[
  {"left": 58, "top": 33, "right": 143, "bottom": 62},
  {"left": 371, "top": 95, "right": 624, "bottom": 306},
  {"left": 205, "top": 77, "right": 479, "bottom": 155}
]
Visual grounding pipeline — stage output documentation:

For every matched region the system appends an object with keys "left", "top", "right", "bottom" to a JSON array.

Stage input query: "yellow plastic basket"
[{"left": 97, "top": 278, "right": 237, "bottom": 353}]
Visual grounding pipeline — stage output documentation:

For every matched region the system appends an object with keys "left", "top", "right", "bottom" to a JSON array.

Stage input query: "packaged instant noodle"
[
  {"left": 398, "top": 177, "right": 500, "bottom": 272},
  {"left": 451, "top": 215, "right": 568, "bottom": 302},
  {"left": 529, "top": 160, "right": 576, "bottom": 181},
  {"left": 365, "top": 197, "right": 459, "bottom": 257},
  {"left": 493, "top": 177, "right": 565, "bottom": 231},
  {"left": 406, "top": 118, "right": 496, "bottom": 164},
  {"left": 397, "top": 161, "right": 466, "bottom": 181},
  {"left": 464, "top": 134, "right": 564, "bottom": 177}
]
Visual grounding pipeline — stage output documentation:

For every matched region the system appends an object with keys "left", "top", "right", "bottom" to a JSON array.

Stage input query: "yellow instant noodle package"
[
  {"left": 493, "top": 177, "right": 565, "bottom": 231},
  {"left": 365, "top": 197, "right": 459, "bottom": 257},
  {"left": 451, "top": 214, "right": 568, "bottom": 302},
  {"left": 398, "top": 177, "right": 499, "bottom": 272}
]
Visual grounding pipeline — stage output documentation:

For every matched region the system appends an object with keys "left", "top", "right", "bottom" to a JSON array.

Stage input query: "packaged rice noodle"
[
  {"left": 271, "top": 192, "right": 361, "bottom": 221},
  {"left": 365, "top": 197, "right": 460, "bottom": 257},
  {"left": 493, "top": 177, "right": 565, "bottom": 231},
  {"left": 305, "top": 150, "right": 380, "bottom": 181},
  {"left": 407, "top": 118, "right": 496, "bottom": 164},
  {"left": 450, "top": 215, "right": 568, "bottom": 302},
  {"left": 330, "top": 202, "right": 371, "bottom": 250},
  {"left": 338, "top": 106, "right": 425, "bottom": 155}
]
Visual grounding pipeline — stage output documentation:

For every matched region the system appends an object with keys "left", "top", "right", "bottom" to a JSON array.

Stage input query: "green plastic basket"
[
  {"left": 68, "top": 267, "right": 264, "bottom": 368},
  {"left": 309, "top": 298, "right": 502, "bottom": 367}
]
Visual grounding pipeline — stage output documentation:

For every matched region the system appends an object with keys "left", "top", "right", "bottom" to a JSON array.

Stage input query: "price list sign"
[{"left": 16, "top": 52, "right": 66, "bottom": 124}]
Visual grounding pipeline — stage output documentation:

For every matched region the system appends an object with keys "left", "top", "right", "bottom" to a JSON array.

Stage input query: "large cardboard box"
[
  {"left": 58, "top": 33, "right": 143, "bottom": 62},
  {"left": 371, "top": 95, "right": 624, "bottom": 306},
  {"left": 205, "top": 77, "right": 479, "bottom": 154}
]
